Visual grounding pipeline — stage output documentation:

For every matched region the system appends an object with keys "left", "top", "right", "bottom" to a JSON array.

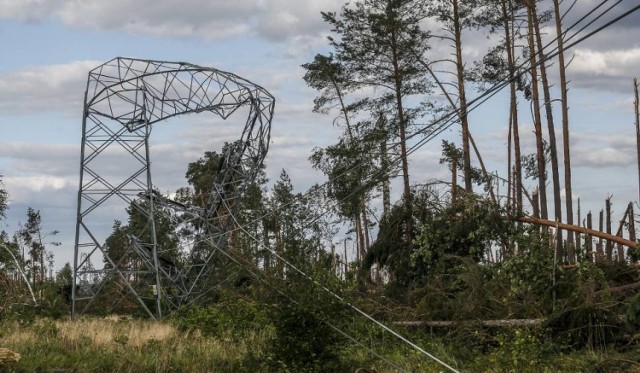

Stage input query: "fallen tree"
[
  {"left": 394, "top": 319, "right": 544, "bottom": 328},
  {"left": 517, "top": 216, "right": 637, "bottom": 249}
]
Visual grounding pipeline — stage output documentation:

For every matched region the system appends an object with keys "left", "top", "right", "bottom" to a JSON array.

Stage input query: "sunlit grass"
[
  {"left": 1, "top": 316, "right": 638, "bottom": 372},
  {"left": 0, "top": 317, "right": 269, "bottom": 372}
]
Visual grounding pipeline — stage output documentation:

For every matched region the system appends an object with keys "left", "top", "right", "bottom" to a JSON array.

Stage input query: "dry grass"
[
  {"left": 54, "top": 317, "right": 176, "bottom": 348},
  {"left": 0, "top": 316, "right": 268, "bottom": 372}
]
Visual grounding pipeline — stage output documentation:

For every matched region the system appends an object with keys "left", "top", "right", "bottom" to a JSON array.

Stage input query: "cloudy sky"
[{"left": 0, "top": 0, "right": 639, "bottom": 267}]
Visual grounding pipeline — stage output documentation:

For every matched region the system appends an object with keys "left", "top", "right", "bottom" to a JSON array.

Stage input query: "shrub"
[
  {"left": 265, "top": 270, "right": 351, "bottom": 372},
  {"left": 169, "top": 296, "right": 268, "bottom": 339}
]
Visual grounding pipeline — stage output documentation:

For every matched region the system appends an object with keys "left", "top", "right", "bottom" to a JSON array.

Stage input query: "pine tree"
[{"left": 319, "top": 0, "right": 433, "bottom": 241}]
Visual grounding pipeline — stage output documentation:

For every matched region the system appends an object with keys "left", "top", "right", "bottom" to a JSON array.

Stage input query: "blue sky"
[{"left": 0, "top": 0, "right": 639, "bottom": 267}]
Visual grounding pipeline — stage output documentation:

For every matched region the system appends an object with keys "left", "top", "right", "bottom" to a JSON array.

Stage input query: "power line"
[
  {"left": 167, "top": 1, "right": 638, "bottom": 369},
  {"left": 221, "top": 198, "right": 461, "bottom": 373},
  {"left": 203, "top": 240, "right": 411, "bottom": 373},
  {"left": 241, "top": 0, "right": 634, "bottom": 238}
]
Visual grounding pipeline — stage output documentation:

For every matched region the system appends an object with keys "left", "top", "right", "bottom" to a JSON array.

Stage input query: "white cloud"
[
  {"left": 57, "top": 0, "right": 256, "bottom": 39},
  {"left": 0, "top": 60, "right": 98, "bottom": 114},
  {"left": 566, "top": 48, "right": 640, "bottom": 93},
  {"left": 255, "top": 0, "right": 341, "bottom": 42},
  {"left": 1, "top": 0, "right": 342, "bottom": 42},
  {"left": 572, "top": 147, "right": 634, "bottom": 168},
  {"left": 0, "top": 0, "right": 59, "bottom": 22},
  {"left": 571, "top": 48, "right": 640, "bottom": 78},
  {"left": 6, "top": 175, "right": 67, "bottom": 192},
  {"left": 271, "top": 136, "right": 312, "bottom": 147}
]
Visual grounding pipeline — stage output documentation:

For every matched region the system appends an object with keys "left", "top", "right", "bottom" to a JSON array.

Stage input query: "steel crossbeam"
[{"left": 73, "top": 58, "right": 274, "bottom": 318}]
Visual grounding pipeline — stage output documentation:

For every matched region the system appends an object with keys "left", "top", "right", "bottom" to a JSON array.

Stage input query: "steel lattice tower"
[{"left": 73, "top": 57, "right": 274, "bottom": 318}]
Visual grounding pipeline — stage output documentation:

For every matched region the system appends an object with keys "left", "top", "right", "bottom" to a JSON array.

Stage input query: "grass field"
[
  {"left": 1, "top": 316, "right": 639, "bottom": 372},
  {"left": 0, "top": 316, "right": 269, "bottom": 372}
]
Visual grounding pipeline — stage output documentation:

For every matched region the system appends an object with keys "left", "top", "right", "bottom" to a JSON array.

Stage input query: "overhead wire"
[
  {"left": 217, "top": 195, "right": 461, "bottom": 372},
  {"left": 205, "top": 239, "right": 410, "bottom": 373},
  {"left": 171, "top": 1, "right": 638, "bottom": 370},
  {"left": 237, "top": 0, "right": 633, "bottom": 238},
  {"left": 317, "top": 0, "right": 635, "bottom": 211}
]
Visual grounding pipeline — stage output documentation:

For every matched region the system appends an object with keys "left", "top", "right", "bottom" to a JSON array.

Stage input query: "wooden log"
[
  {"left": 393, "top": 319, "right": 544, "bottom": 328},
  {"left": 517, "top": 216, "right": 637, "bottom": 249},
  {"left": 594, "top": 281, "right": 640, "bottom": 297}
]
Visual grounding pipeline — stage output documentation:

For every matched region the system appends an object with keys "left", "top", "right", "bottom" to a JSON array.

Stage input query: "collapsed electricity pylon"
[{"left": 72, "top": 57, "right": 274, "bottom": 318}]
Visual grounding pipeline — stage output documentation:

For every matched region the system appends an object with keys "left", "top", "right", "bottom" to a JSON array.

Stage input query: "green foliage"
[
  {"left": 169, "top": 297, "right": 268, "bottom": 339},
  {"left": 102, "top": 198, "right": 181, "bottom": 271},
  {"left": 0, "top": 175, "right": 6, "bottom": 220},
  {"left": 440, "top": 140, "right": 492, "bottom": 190},
  {"left": 363, "top": 199, "right": 414, "bottom": 286},
  {"left": 412, "top": 193, "right": 512, "bottom": 274},
  {"left": 310, "top": 134, "right": 374, "bottom": 219},
  {"left": 624, "top": 292, "right": 640, "bottom": 332},
  {"left": 413, "top": 259, "right": 500, "bottom": 322},
  {"left": 496, "top": 240, "right": 558, "bottom": 316},
  {"left": 185, "top": 149, "right": 223, "bottom": 207},
  {"left": 266, "top": 268, "right": 350, "bottom": 372},
  {"left": 483, "top": 328, "right": 555, "bottom": 371},
  {"left": 546, "top": 305, "right": 622, "bottom": 348},
  {"left": 521, "top": 140, "right": 551, "bottom": 181}
]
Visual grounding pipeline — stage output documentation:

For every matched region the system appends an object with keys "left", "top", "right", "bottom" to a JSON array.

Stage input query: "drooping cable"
[
  {"left": 165, "top": 2, "right": 638, "bottom": 369},
  {"left": 235, "top": 0, "right": 636, "bottom": 237},
  {"left": 205, "top": 239, "right": 410, "bottom": 373},
  {"left": 218, "top": 195, "right": 461, "bottom": 373}
]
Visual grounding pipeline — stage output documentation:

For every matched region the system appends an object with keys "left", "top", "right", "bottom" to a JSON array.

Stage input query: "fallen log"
[
  {"left": 393, "top": 319, "right": 544, "bottom": 328},
  {"left": 518, "top": 216, "right": 637, "bottom": 249},
  {"left": 594, "top": 281, "right": 640, "bottom": 297}
]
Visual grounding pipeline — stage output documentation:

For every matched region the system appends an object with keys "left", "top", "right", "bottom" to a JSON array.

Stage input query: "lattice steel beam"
[{"left": 73, "top": 57, "right": 274, "bottom": 318}]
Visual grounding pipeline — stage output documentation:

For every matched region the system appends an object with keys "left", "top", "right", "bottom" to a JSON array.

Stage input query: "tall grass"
[
  {"left": 0, "top": 317, "right": 268, "bottom": 372},
  {"left": 1, "top": 316, "right": 638, "bottom": 372}
]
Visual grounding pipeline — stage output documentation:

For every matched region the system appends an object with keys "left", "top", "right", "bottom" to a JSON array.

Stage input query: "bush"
[
  {"left": 265, "top": 270, "right": 351, "bottom": 372},
  {"left": 483, "top": 328, "right": 555, "bottom": 371},
  {"left": 169, "top": 296, "right": 268, "bottom": 339}
]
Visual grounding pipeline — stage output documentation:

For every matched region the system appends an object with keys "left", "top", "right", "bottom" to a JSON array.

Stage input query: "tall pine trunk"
[
  {"left": 635, "top": 78, "right": 640, "bottom": 204},
  {"left": 378, "top": 113, "right": 391, "bottom": 218},
  {"left": 532, "top": 2, "right": 563, "bottom": 260},
  {"left": 502, "top": 0, "right": 522, "bottom": 219},
  {"left": 553, "top": 0, "right": 575, "bottom": 262},
  {"left": 527, "top": 4, "right": 548, "bottom": 221},
  {"left": 453, "top": 0, "right": 472, "bottom": 193},
  {"left": 390, "top": 27, "right": 413, "bottom": 241}
]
